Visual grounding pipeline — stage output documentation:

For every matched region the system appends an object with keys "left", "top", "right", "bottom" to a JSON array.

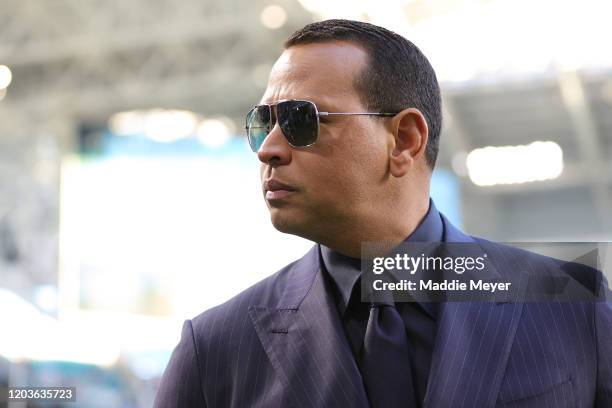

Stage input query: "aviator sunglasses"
[{"left": 245, "top": 99, "right": 398, "bottom": 152}]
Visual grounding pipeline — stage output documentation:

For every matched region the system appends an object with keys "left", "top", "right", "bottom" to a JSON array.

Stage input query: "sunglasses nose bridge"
[
  {"left": 260, "top": 104, "right": 289, "bottom": 150},
  {"left": 269, "top": 104, "right": 278, "bottom": 132}
]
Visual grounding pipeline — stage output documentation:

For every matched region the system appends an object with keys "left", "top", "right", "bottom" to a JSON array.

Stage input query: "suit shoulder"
[{"left": 472, "top": 237, "right": 604, "bottom": 296}]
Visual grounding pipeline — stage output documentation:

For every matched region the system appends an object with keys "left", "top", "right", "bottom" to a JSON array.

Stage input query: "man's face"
[{"left": 258, "top": 41, "right": 391, "bottom": 241}]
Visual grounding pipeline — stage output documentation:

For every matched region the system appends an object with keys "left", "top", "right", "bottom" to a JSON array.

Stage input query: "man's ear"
[{"left": 388, "top": 108, "right": 429, "bottom": 177}]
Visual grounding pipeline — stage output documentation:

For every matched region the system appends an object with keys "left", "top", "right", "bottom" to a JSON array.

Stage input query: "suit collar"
[
  {"left": 440, "top": 212, "right": 507, "bottom": 285},
  {"left": 440, "top": 212, "right": 473, "bottom": 243}
]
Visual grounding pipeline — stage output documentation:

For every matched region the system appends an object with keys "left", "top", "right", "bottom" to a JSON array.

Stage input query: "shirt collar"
[{"left": 320, "top": 198, "right": 444, "bottom": 318}]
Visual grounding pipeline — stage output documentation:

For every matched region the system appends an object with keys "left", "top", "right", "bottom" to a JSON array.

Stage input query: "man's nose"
[{"left": 257, "top": 124, "right": 292, "bottom": 165}]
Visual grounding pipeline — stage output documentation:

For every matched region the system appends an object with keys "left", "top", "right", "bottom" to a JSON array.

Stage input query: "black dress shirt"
[{"left": 319, "top": 199, "right": 444, "bottom": 406}]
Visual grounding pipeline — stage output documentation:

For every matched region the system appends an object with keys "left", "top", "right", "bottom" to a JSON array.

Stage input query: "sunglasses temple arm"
[{"left": 318, "top": 112, "right": 397, "bottom": 117}]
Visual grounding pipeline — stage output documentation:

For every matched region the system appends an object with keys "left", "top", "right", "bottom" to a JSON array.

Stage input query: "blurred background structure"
[{"left": 0, "top": 0, "right": 611, "bottom": 406}]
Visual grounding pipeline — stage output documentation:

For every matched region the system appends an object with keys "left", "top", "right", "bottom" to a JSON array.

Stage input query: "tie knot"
[{"left": 370, "top": 300, "right": 395, "bottom": 309}]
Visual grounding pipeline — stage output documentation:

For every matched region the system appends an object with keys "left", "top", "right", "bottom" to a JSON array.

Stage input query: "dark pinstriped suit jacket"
[{"left": 154, "top": 215, "right": 612, "bottom": 407}]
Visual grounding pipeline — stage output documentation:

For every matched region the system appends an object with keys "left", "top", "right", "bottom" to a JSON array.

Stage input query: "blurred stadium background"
[{"left": 0, "top": 0, "right": 611, "bottom": 406}]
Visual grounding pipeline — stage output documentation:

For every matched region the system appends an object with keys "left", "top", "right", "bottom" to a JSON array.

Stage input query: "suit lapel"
[
  {"left": 423, "top": 216, "right": 529, "bottom": 408},
  {"left": 249, "top": 245, "right": 369, "bottom": 408},
  {"left": 423, "top": 288, "right": 527, "bottom": 407}
]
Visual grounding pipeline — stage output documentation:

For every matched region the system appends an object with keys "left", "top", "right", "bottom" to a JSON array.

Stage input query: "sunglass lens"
[
  {"left": 277, "top": 100, "right": 318, "bottom": 147},
  {"left": 246, "top": 106, "right": 271, "bottom": 152}
]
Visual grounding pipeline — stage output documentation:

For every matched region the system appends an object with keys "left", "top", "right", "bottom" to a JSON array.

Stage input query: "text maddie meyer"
[{"left": 372, "top": 279, "right": 512, "bottom": 293}]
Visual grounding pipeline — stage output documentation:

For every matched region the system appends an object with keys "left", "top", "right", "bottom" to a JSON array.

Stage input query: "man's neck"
[{"left": 318, "top": 197, "right": 430, "bottom": 258}]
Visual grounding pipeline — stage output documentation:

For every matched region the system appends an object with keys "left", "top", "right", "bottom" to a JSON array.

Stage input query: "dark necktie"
[{"left": 361, "top": 301, "right": 419, "bottom": 408}]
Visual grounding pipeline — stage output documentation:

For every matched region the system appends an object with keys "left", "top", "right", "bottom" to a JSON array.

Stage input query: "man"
[{"left": 154, "top": 19, "right": 612, "bottom": 407}]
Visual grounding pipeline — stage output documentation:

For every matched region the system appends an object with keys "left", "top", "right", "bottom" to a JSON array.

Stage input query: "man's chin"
[
  {"left": 270, "top": 213, "right": 297, "bottom": 234},
  {"left": 269, "top": 209, "right": 307, "bottom": 236}
]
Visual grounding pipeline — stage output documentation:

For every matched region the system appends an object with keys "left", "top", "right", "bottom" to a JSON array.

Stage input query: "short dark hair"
[{"left": 285, "top": 19, "right": 442, "bottom": 169}]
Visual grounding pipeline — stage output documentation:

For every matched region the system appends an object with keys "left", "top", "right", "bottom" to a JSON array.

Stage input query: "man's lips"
[{"left": 263, "top": 179, "right": 297, "bottom": 200}]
